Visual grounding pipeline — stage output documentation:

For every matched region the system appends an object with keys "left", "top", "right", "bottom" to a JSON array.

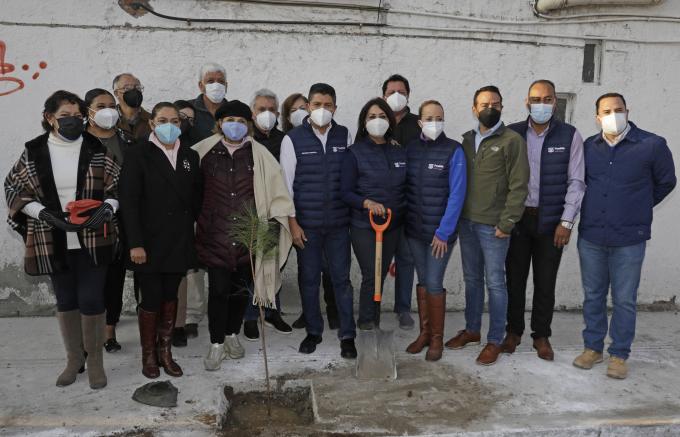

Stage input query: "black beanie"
[{"left": 215, "top": 100, "right": 252, "bottom": 121}]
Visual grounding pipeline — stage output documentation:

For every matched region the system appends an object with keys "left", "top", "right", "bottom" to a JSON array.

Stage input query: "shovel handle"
[
  {"left": 369, "top": 209, "right": 392, "bottom": 241},
  {"left": 370, "top": 209, "right": 391, "bottom": 302}
]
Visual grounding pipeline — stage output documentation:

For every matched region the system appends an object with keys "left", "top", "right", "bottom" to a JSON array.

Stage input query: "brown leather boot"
[
  {"left": 445, "top": 330, "right": 481, "bottom": 350},
  {"left": 501, "top": 332, "right": 521, "bottom": 354},
  {"left": 425, "top": 291, "right": 446, "bottom": 362},
  {"left": 406, "top": 285, "right": 429, "bottom": 354},
  {"left": 138, "top": 308, "right": 160, "bottom": 379},
  {"left": 533, "top": 337, "right": 554, "bottom": 361},
  {"left": 157, "top": 300, "right": 183, "bottom": 377}
]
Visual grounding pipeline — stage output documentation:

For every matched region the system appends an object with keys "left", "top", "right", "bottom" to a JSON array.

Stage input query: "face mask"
[
  {"left": 290, "top": 109, "right": 308, "bottom": 127},
  {"left": 600, "top": 112, "right": 627, "bottom": 136},
  {"left": 91, "top": 108, "right": 119, "bottom": 130},
  {"left": 154, "top": 123, "right": 181, "bottom": 144},
  {"left": 55, "top": 116, "right": 85, "bottom": 141},
  {"left": 529, "top": 103, "right": 554, "bottom": 125},
  {"left": 122, "top": 89, "right": 143, "bottom": 108},
  {"left": 310, "top": 108, "right": 333, "bottom": 127},
  {"left": 205, "top": 82, "right": 226, "bottom": 104},
  {"left": 386, "top": 92, "right": 407, "bottom": 113},
  {"left": 366, "top": 118, "right": 389, "bottom": 138},
  {"left": 221, "top": 121, "right": 248, "bottom": 142},
  {"left": 478, "top": 108, "right": 501, "bottom": 129},
  {"left": 421, "top": 121, "right": 444, "bottom": 140},
  {"left": 255, "top": 111, "right": 277, "bottom": 131}
]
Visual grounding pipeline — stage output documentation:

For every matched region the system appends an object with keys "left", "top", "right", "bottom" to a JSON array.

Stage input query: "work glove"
[
  {"left": 82, "top": 203, "right": 114, "bottom": 229},
  {"left": 38, "top": 209, "right": 81, "bottom": 232}
]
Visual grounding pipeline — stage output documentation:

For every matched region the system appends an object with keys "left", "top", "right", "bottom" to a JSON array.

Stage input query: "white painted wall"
[{"left": 1, "top": 0, "right": 678, "bottom": 315}]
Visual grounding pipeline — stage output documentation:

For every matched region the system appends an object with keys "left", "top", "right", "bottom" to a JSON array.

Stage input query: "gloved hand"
[
  {"left": 38, "top": 209, "right": 81, "bottom": 232},
  {"left": 82, "top": 203, "right": 114, "bottom": 229}
]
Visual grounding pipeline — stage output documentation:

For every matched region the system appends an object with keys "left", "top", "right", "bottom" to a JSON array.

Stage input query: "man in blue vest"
[
  {"left": 502, "top": 80, "right": 586, "bottom": 361},
  {"left": 280, "top": 83, "right": 357, "bottom": 358},
  {"left": 573, "top": 93, "right": 676, "bottom": 379}
]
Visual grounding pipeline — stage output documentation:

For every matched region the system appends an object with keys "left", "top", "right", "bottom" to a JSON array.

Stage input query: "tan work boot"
[
  {"left": 572, "top": 348, "right": 603, "bottom": 370},
  {"left": 445, "top": 330, "right": 481, "bottom": 350},
  {"left": 606, "top": 356, "right": 628, "bottom": 379},
  {"left": 425, "top": 291, "right": 446, "bottom": 362}
]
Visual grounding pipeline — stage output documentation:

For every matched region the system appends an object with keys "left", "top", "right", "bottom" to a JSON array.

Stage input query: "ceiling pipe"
[{"left": 535, "top": 0, "right": 663, "bottom": 14}]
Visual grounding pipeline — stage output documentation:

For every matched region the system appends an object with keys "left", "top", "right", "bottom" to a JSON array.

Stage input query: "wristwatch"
[{"left": 560, "top": 220, "right": 574, "bottom": 230}]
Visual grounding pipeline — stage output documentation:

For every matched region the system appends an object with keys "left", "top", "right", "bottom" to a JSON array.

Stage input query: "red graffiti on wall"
[{"left": 0, "top": 40, "right": 48, "bottom": 97}]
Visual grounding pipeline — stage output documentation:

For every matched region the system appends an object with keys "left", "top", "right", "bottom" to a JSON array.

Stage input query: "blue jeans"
[
  {"left": 243, "top": 293, "right": 281, "bottom": 321},
  {"left": 458, "top": 219, "right": 511, "bottom": 345},
  {"left": 296, "top": 227, "right": 356, "bottom": 340},
  {"left": 577, "top": 237, "right": 646, "bottom": 360},
  {"left": 394, "top": 227, "right": 415, "bottom": 314},
  {"left": 407, "top": 237, "right": 453, "bottom": 295}
]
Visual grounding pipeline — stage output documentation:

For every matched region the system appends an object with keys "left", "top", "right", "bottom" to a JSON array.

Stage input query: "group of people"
[{"left": 4, "top": 62, "right": 676, "bottom": 391}]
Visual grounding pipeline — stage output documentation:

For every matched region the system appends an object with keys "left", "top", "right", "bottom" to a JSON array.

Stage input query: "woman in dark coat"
[{"left": 119, "top": 102, "right": 201, "bottom": 379}]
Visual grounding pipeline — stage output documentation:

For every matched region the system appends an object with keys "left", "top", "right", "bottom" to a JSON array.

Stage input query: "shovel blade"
[{"left": 355, "top": 329, "right": 397, "bottom": 380}]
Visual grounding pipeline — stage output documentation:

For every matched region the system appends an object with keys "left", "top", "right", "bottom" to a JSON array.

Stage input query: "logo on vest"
[
  {"left": 331, "top": 146, "right": 346, "bottom": 153},
  {"left": 427, "top": 163, "right": 445, "bottom": 171},
  {"left": 301, "top": 151, "right": 318, "bottom": 155},
  {"left": 394, "top": 161, "right": 406, "bottom": 168},
  {"left": 547, "top": 146, "right": 566, "bottom": 153}
]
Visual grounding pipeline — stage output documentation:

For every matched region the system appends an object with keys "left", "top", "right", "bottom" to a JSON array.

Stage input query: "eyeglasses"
[{"left": 116, "top": 84, "right": 144, "bottom": 93}]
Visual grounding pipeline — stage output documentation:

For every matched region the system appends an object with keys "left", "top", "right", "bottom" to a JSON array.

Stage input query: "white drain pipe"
[{"left": 535, "top": 0, "right": 663, "bottom": 14}]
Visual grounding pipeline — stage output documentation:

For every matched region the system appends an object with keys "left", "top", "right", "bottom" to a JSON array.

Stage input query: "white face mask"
[
  {"left": 204, "top": 82, "right": 226, "bottom": 104},
  {"left": 290, "top": 108, "right": 308, "bottom": 127},
  {"left": 600, "top": 112, "right": 628, "bottom": 136},
  {"left": 255, "top": 110, "right": 277, "bottom": 131},
  {"left": 365, "top": 118, "right": 389, "bottom": 138},
  {"left": 421, "top": 121, "right": 444, "bottom": 140},
  {"left": 386, "top": 92, "right": 407, "bottom": 113},
  {"left": 92, "top": 108, "right": 119, "bottom": 130},
  {"left": 310, "top": 108, "right": 333, "bottom": 127}
]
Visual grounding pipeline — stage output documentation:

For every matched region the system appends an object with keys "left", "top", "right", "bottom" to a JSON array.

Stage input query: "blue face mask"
[
  {"left": 221, "top": 121, "right": 248, "bottom": 142},
  {"left": 154, "top": 123, "right": 181, "bottom": 144},
  {"left": 529, "top": 103, "right": 554, "bottom": 124}
]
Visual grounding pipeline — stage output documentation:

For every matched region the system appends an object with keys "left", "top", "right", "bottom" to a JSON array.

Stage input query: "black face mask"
[
  {"left": 478, "top": 108, "right": 501, "bottom": 129},
  {"left": 56, "top": 116, "right": 85, "bottom": 141},
  {"left": 123, "top": 89, "right": 143, "bottom": 108},
  {"left": 180, "top": 119, "right": 192, "bottom": 135}
]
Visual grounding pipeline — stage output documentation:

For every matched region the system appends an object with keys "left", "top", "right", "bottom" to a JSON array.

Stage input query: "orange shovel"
[{"left": 369, "top": 208, "right": 392, "bottom": 303}]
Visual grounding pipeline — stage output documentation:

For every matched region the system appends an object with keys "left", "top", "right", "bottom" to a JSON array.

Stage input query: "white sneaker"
[
  {"left": 224, "top": 334, "right": 245, "bottom": 359},
  {"left": 204, "top": 343, "right": 227, "bottom": 371}
]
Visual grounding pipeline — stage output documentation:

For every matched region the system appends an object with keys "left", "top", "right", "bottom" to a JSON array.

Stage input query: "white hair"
[
  {"left": 251, "top": 88, "right": 279, "bottom": 110},
  {"left": 198, "top": 62, "right": 227, "bottom": 82}
]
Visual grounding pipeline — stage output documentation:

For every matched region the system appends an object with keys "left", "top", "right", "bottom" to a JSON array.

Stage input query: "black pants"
[
  {"left": 50, "top": 249, "right": 107, "bottom": 316},
  {"left": 104, "top": 258, "right": 126, "bottom": 325},
  {"left": 351, "top": 225, "right": 401, "bottom": 325},
  {"left": 137, "top": 272, "right": 183, "bottom": 312},
  {"left": 207, "top": 266, "right": 251, "bottom": 344},
  {"left": 505, "top": 212, "right": 563, "bottom": 339}
]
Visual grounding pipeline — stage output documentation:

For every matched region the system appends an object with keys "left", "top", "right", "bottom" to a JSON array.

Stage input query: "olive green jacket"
[{"left": 460, "top": 124, "right": 529, "bottom": 234}]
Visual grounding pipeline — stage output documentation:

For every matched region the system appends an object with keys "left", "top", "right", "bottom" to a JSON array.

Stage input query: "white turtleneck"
[{"left": 22, "top": 133, "right": 118, "bottom": 250}]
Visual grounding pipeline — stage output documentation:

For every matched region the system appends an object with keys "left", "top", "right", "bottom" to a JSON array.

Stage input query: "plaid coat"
[{"left": 4, "top": 132, "right": 121, "bottom": 276}]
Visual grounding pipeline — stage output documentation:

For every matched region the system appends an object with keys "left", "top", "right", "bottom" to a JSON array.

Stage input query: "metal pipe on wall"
[{"left": 535, "top": 0, "right": 663, "bottom": 14}]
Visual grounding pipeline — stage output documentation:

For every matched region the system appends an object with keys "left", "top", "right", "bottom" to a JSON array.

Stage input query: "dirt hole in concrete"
[{"left": 221, "top": 385, "right": 314, "bottom": 436}]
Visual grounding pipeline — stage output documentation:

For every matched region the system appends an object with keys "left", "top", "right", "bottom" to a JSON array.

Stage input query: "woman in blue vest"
[
  {"left": 404, "top": 100, "right": 467, "bottom": 361},
  {"left": 341, "top": 98, "right": 406, "bottom": 330}
]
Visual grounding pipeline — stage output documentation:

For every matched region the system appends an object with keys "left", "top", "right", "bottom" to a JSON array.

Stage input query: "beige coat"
[{"left": 193, "top": 135, "right": 294, "bottom": 308}]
